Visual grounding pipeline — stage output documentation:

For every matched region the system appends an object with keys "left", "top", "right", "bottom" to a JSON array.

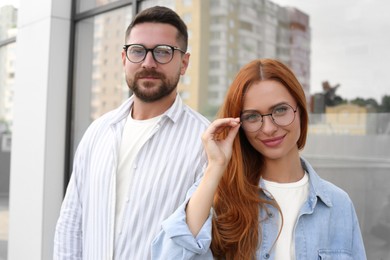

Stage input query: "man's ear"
[
  {"left": 180, "top": 52, "right": 190, "bottom": 75},
  {"left": 122, "top": 50, "right": 127, "bottom": 67}
]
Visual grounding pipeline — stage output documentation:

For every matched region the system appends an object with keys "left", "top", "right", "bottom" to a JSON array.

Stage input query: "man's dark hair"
[{"left": 125, "top": 6, "right": 188, "bottom": 51}]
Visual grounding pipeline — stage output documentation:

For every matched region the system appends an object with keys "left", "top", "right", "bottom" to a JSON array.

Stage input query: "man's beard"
[{"left": 126, "top": 69, "right": 180, "bottom": 102}]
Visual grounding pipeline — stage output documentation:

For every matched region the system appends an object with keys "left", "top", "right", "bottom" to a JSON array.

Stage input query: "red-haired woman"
[{"left": 152, "top": 59, "right": 366, "bottom": 260}]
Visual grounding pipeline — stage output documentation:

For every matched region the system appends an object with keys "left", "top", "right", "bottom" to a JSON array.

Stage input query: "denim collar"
[{"left": 259, "top": 157, "right": 333, "bottom": 210}]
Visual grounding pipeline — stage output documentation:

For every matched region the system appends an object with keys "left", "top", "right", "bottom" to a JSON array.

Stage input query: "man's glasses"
[
  {"left": 123, "top": 44, "right": 186, "bottom": 64},
  {"left": 240, "top": 103, "right": 298, "bottom": 132}
]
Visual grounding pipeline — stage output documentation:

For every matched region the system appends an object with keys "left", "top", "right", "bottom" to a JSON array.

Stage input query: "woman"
[{"left": 152, "top": 59, "right": 366, "bottom": 259}]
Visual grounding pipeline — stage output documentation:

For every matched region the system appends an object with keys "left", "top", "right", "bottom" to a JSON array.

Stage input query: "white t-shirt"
[
  {"left": 262, "top": 173, "right": 309, "bottom": 260},
  {"left": 115, "top": 111, "right": 161, "bottom": 240}
]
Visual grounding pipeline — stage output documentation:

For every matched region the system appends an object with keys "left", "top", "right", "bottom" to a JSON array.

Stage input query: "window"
[
  {"left": 182, "top": 0, "right": 192, "bottom": 7},
  {"left": 77, "top": 0, "right": 123, "bottom": 13},
  {"left": 182, "top": 13, "right": 192, "bottom": 24},
  {"left": 0, "top": 4, "right": 18, "bottom": 257},
  {"left": 72, "top": 6, "right": 132, "bottom": 153},
  {"left": 180, "top": 75, "right": 191, "bottom": 85},
  {"left": 210, "top": 61, "right": 220, "bottom": 69}
]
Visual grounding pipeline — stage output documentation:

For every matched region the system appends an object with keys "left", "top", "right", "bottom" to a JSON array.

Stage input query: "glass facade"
[
  {"left": 0, "top": 3, "right": 17, "bottom": 259},
  {"left": 77, "top": 0, "right": 123, "bottom": 13},
  {"left": 72, "top": 5, "right": 133, "bottom": 153},
  {"left": 1, "top": 0, "right": 390, "bottom": 259}
]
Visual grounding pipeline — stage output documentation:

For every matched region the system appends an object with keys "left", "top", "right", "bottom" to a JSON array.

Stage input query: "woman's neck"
[{"left": 261, "top": 154, "right": 304, "bottom": 183}]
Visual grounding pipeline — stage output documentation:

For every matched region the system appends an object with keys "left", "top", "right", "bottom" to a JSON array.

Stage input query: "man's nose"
[{"left": 141, "top": 51, "right": 157, "bottom": 68}]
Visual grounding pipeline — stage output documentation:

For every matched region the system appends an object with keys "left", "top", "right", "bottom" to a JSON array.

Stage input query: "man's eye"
[
  {"left": 154, "top": 48, "right": 172, "bottom": 56},
  {"left": 129, "top": 48, "right": 144, "bottom": 55}
]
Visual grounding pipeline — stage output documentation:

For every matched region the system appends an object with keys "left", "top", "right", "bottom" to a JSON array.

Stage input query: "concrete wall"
[
  {"left": 8, "top": 0, "right": 71, "bottom": 259},
  {"left": 303, "top": 134, "right": 390, "bottom": 259}
]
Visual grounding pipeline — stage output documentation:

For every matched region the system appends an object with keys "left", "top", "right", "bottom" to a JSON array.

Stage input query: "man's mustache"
[{"left": 135, "top": 70, "right": 164, "bottom": 79}]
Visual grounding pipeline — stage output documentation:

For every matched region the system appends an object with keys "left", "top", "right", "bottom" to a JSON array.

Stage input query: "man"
[{"left": 54, "top": 6, "right": 209, "bottom": 259}]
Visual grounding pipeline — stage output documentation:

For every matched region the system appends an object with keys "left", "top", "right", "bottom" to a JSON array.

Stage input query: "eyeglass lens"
[
  {"left": 126, "top": 45, "right": 174, "bottom": 64},
  {"left": 241, "top": 104, "right": 296, "bottom": 132}
]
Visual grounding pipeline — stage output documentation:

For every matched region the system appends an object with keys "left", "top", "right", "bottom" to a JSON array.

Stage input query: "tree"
[
  {"left": 332, "top": 96, "right": 347, "bottom": 106},
  {"left": 351, "top": 97, "right": 368, "bottom": 107},
  {"left": 380, "top": 95, "right": 390, "bottom": 112},
  {"left": 366, "top": 98, "right": 380, "bottom": 110},
  {"left": 350, "top": 97, "right": 379, "bottom": 109}
]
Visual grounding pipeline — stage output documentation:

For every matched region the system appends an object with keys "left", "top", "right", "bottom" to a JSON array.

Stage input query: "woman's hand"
[
  {"left": 186, "top": 117, "right": 241, "bottom": 236},
  {"left": 202, "top": 117, "right": 241, "bottom": 170}
]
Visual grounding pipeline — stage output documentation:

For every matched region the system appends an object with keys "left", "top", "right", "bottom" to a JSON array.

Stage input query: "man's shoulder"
[
  {"left": 182, "top": 105, "right": 210, "bottom": 127},
  {"left": 86, "top": 99, "right": 131, "bottom": 133}
]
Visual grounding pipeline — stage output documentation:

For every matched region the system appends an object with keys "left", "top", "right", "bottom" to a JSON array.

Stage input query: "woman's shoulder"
[
  {"left": 319, "top": 178, "right": 352, "bottom": 204},
  {"left": 301, "top": 157, "right": 353, "bottom": 207}
]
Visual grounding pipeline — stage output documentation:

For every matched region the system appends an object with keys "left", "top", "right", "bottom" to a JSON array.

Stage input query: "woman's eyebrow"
[{"left": 241, "top": 102, "right": 291, "bottom": 114}]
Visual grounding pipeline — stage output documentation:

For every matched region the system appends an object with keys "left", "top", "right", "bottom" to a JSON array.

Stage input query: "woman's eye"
[
  {"left": 273, "top": 105, "right": 289, "bottom": 115},
  {"left": 243, "top": 113, "right": 261, "bottom": 122}
]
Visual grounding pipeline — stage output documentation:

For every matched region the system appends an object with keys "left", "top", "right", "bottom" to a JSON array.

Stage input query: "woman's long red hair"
[{"left": 210, "top": 59, "right": 309, "bottom": 259}]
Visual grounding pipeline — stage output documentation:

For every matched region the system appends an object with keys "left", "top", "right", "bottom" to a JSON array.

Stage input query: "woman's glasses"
[{"left": 240, "top": 103, "right": 298, "bottom": 132}]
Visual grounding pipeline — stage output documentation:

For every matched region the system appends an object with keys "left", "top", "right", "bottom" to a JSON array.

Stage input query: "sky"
[
  {"left": 2, "top": 0, "right": 389, "bottom": 102},
  {"left": 272, "top": 0, "right": 390, "bottom": 103}
]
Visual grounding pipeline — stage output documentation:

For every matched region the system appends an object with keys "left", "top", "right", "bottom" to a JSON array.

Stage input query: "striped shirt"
[{"left": 54, "top": 94, "right": 209, "bottom": 260}]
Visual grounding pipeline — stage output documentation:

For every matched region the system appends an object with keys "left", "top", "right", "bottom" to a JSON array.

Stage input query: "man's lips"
[
  {"left": 138, "top": 76, "right": 159, "bottom": 80},
  {"left": 261, "top": 135, "right": 285, "bottom": 147}
]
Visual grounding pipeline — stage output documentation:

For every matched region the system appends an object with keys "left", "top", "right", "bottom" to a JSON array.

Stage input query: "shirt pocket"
[{"left": 318, "top": 249, "right": 353, "bottom": 260}]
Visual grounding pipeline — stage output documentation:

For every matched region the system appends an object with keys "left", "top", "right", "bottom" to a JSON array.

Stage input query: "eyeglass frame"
[
  {"left": 123, "top": 44, "right": 186, "bottom": 64},
  {"left": 240, "top": 103, "right": 298, "bottom": 132}
]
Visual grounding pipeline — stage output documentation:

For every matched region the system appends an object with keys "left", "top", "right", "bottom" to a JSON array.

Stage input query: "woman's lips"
[{"left": 261, "top": 135, "right": 285, "bottom": 147}]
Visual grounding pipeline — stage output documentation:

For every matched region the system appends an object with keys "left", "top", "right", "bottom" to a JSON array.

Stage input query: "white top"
[
  {"left": 115, "top": 110, "right": 161, "bottom": 240},
  {"left": 262, "top": 173, "right": 309, "bottom": 260}
]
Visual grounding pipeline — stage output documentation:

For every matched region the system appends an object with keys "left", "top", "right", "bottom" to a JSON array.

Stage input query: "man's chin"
[{"left": 135, "top": 91, "right": 165, "bottom": 103}]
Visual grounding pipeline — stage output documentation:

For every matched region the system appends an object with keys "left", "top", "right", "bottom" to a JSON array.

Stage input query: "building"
[
  {"left": 309, "top": 103, "right": 376, "bottom": 135},
  {"left": 0, "top": 6, "right": 17, "bottom": 132},
  {"left": 278, "top": 7, "right": 311, "bottom": 103},
  {"left": 202, "top": 0, "right": 311, "bottom": 116}
]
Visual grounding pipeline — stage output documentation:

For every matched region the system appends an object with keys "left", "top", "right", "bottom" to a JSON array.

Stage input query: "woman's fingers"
[
  {"left": 202, "top": 118, "right": 240, "bottom": 142},
  {"left": 224, "top": 118, "right": 241, "bottom": 143},
  {"left": 202, "top": 118, "right": 241, "bottom": 166}
]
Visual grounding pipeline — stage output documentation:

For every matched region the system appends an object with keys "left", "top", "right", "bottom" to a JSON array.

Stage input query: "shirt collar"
[
  {"left": 259, "top": 157, "right": 333, "bottom": 208},
  {"left": 300, "top": 157, "right": 333, "bottom": 208},
  {"left": 108, "top": 93, "right": 185, "bottom": 126}
]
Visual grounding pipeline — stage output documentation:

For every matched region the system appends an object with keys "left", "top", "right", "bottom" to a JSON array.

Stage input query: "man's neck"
[{"left": 131, "top": 93, "right": 176, "bottom": 120}]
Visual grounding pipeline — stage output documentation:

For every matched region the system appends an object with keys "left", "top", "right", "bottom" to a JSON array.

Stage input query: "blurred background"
[{"left": 1, "top": 0, "right": 389, "bottom": 259}]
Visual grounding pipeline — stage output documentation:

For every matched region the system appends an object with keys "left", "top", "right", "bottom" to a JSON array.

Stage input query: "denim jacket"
[{"left": 151, "top": 157, "right": 367, "bottom": 260}]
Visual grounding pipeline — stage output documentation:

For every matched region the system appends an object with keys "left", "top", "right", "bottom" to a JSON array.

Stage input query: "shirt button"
[
  {"left": 268, "top": 212, "right": 273, "bottom": 218},
  {"left": 264, "top": 253, "right": 270, "bottom": 259}
]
